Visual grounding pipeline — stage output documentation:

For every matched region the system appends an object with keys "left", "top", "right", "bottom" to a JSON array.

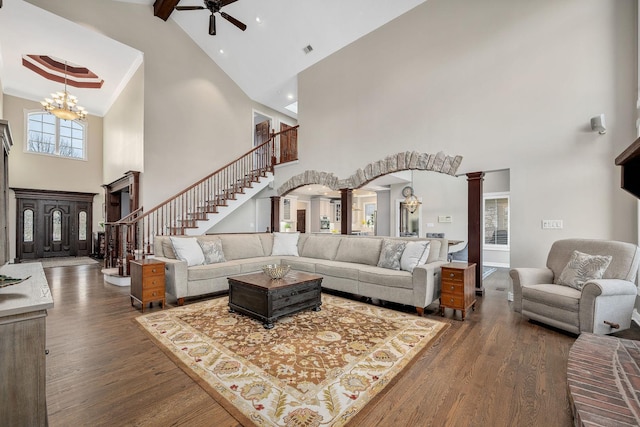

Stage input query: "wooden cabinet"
[
  {"left": 440, "top": 262, "right": 476, "bottom": 320},
  {"left": 130, "top": 259, "right": 165, "bottom": 312},
  {"left": 0, "top": 263, "right": 53, "bottom": 426}
]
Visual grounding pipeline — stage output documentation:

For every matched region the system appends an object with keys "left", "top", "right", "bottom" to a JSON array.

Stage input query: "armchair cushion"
[{"left": 556, "top": 250, "right": 612, "bottom": 290}]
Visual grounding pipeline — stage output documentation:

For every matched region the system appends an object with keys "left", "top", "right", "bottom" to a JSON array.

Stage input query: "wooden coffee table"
[{"left": 227, "top": 270, "right": 323, "bottom": 329}]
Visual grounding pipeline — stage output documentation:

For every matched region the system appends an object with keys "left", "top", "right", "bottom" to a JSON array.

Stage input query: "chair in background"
[
  {"left": 448, "top": 242, "right": 468, "bottom": 262},
  {"left": 510, "top": 238, "right": 640, "bottom": 335}
]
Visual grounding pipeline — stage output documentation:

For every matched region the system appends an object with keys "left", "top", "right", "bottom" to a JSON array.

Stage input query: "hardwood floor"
[{"left": 42, "top": 265, "right": 640, "bottom": 426}]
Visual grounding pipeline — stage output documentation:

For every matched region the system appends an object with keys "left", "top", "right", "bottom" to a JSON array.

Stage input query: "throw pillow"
[
  {"left": 271, "top": 232, "right": 300, "bottom": 256},
  {"left": 377, "top": 239, "right": 407, "bottom": 270},
  {"left": 401, "top": 241, "right": 431, "bottom": 272},
  {"left": 556, "top": 250, "right": 612, "bottom": 290},
  {"left": 198, "top": 238, "right": 226, "bottom": 264},
  {"left": 170, "top": 236, "right": 205, "bottom": 267}
]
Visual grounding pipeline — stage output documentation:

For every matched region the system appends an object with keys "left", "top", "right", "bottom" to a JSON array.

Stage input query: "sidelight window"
[
  {"left": 26, "top": 112, "right": 86, "bottom": 160},
  {"left": 78, "top": 211, "right": 87, "bottom": 241},
  {"left": 52, "top": 210, "right": 62, "bottom": 242},
  {"left": 24, "top": 209, "right": 34, "bottom": 242}
]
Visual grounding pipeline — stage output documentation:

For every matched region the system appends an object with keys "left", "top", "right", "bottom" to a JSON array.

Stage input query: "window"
[
  {"left": 78, "top": 211, "right": 87, "bottom": 241},
  {"left": 26, "top": 112, "right": 86, "bottom": 159},
  {"left": 52, "top": 210, "right": 62, "bottom": 242},
  {"left": 24, "top": 209, "right": 34, "bottom": 242},
  {"left": 484, "top": 193, "right": 509, "bottom": 247}
]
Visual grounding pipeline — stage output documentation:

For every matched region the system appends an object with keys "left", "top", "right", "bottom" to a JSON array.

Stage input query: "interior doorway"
[
  {"left": 253, "top": 110, "right": 272, "bottom": 148},
  {"left": 396, "top": 199, "right": 422, "bottom": 237},
  {"left": 14, "top": 188, "right": 95, "bottom": 262}
]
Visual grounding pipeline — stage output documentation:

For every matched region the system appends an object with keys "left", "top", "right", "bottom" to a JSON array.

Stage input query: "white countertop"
[{"left": 0, "top": 263, "right": 54, "bottom": 317}]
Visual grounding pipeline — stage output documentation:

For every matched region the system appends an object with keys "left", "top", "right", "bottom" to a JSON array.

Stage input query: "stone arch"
[{"left": 277, "top": 151, "right": 463, "bottom": 196}]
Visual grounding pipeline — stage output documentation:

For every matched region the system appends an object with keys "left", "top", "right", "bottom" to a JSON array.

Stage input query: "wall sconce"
[{"left": 590, "top": 114, "right": 606, "bottom": 135}]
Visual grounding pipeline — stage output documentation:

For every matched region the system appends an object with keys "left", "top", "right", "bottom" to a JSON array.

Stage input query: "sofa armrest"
[
  {"left": 509, "top": 267, "right": 554, "bottom": 313},
  {"left": 154, "top": 256, "right": 188, "bottom": 300},
  {"left": 580, "top": 279, "right": 638, "bottom": 334},
  {"left": 413, "top": 261, "right": 444, "bottom": 308}
]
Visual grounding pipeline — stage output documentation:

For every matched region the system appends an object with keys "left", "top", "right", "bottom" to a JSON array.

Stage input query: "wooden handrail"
[
  {"left": 137, "top": 139, "right": 274, "bottom": 219},
  {"left": 103, "top": 125, "right": 298, "bottom": 272}
]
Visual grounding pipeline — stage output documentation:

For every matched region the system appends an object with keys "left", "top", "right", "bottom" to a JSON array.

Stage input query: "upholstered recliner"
[{"left": 510, "top": 239, "right": 640, "bottom": 335}]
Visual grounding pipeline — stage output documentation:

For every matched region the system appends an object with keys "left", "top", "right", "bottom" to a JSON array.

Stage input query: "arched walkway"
[{"left": 277, "top": 151, "right": 463, "bottom": 196}]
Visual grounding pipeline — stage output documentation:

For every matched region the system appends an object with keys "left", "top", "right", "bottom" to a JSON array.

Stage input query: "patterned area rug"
[{"left": 136, "top": 294, "right": 448, "bottom": 426}]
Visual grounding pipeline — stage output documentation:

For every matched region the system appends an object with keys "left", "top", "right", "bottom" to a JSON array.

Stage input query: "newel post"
[{"left": 467, "top": 172, "right": 485, "bottom": 295}]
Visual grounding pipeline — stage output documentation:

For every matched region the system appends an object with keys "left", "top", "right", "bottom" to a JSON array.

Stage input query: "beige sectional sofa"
[{"left": 153, "top": 233, "right": 449, "bottom": 314}]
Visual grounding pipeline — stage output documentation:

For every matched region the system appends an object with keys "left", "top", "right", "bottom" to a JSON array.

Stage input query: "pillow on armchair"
[{"left": 556, "top": 250, "right": 612, "bottom": 290}]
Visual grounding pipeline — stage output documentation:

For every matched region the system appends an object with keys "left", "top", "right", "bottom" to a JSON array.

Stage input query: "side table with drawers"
[
  {"left": 440, "top": 262, "right": 476, "bottom": 321},
  {"left": 130, "top": 259, "right": 166, "bottom": 313}
]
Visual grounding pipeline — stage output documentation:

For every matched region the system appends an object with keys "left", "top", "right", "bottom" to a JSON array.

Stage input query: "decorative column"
[
  {"left": 467, "top": 172, "right": 485, "bottom": 295},
  {"left": 270, "top": 196, "right": 280, "bottom": 232},
  {"left": 340, "top": 189, "right": 353, "bottom": 235}
]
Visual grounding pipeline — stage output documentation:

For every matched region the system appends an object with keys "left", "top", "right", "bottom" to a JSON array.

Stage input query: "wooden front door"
[
  {"left": 14, "top": 188, "right": 95, "bottom": 262},
  {"left": 296, "top": 209, "right": 306, "bottom": 233}
]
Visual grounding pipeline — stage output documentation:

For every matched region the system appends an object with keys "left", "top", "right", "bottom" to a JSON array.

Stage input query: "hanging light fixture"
[
  {"left": 41, "top": 62, "right": 87, "bottom": 121},
  {"left": 403, "top": 170, "right": 422, "bottom": 214}
]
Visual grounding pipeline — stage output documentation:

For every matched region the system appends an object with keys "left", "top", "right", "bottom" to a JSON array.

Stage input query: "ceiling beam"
[{"left": 153, "top": 0, "right": 180, "bottom": 21}]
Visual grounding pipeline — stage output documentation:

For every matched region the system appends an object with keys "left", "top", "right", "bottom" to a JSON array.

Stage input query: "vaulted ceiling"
[{"left": 0, "top": 0, "right": 427, "bottom": 118}]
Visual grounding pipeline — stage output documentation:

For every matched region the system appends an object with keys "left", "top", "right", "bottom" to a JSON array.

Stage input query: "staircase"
[{"left": 104, "top": 125, "right": 298, "bottom": 275}]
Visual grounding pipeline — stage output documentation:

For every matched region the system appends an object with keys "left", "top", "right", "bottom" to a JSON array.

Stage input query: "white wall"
[
  {"left": 103, "top": 63, "right": 144, "bottom": 185},
  {"left": 293, "top": 0, "right": 638, "bottom": 268},
  {"left": 3, "top": 95, "right": 104, "bottom": 259}
]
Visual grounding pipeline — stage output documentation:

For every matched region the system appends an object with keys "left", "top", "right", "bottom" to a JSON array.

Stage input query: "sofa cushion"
[
  {"left": 426, "top": 240, "right": 442, "bottom": 263},
  {"left": 315, "top": 260, "right": 360, "bottom": 281},
  {"left": 161, "top": 237, "right": 177, "bottom": 259},
  {"left": 198, "top": 238, "right": 226, "bottom": 264},
  {"left": 401, "top": 241, "right": 430, "bottom": 272},
  {"left": 170, "top": 236, "right": 204, "bottom": 266},
  {"left": 522, "top": 283, "right": 581, "bottom": 311},
  {"left": 377, "top": 239, "right": 407, "bottom": 270},
  {"left": 188, "top": 261, "right": 243, "bottom": 280},
  {"left": 300, "top": 235, "right": 341, "bottom": 260},
  {"left": 271, "top": 232, "right": 300, "bottom": 256},
  {"left": 279, "top": 256, "right": 317, "bottom": 273},
  {"left": 219, "top": 234, "right": 266, "bottom": 260},
  {"left": 334, "top": 237, "right": 382, "bottom": 266},
  {"left": 358, "top": 266, "right": 413, "bottom": 290},
  {"left": 556, "top": 250, "right": 612, "bottom": 290},
  {"left": 238, "top": 256, "right": 282, "bottom": 273}
]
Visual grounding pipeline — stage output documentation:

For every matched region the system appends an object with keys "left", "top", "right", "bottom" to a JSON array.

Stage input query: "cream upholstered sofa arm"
[
  {"left": 509, "top": 267, "right": 554, "bottom": 313},
  {"left": 153, "top": 256, "right": 188, "bottom": 301},
  {"left": 412, "top": 261, "right": 445, "bottom": 309},
  {"left": 580, "top": 279, "right": 638, "bottom": 334}
]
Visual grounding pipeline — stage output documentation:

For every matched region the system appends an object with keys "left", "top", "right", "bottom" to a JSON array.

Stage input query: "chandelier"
[
  {"left": 403, "top": 171, "right": 422, "bottom": 214},
  {"left": 41, "top": 62, "right": 87, "bottom": 121}
]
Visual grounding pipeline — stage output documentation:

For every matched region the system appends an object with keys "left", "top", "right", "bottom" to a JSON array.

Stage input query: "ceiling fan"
[{"left": 175, "top": 0, "right": 247, "bottom": 36}]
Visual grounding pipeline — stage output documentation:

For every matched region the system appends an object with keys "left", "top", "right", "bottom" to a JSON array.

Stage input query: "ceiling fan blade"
[
  {"left": 220, "top": 0, "right": 239, "bottom": 7},
  {"left": 175, "top": 6, "right": 206, "bottom": 11},
  {"left": 220, "top": 12, "right": 247, "bottom": 31},
  {"left": 209, "top": 13, "right": 216, "bottom": 35}
]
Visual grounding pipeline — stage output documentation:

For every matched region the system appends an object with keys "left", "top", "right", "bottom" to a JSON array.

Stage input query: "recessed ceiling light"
[
  {"left": 219, "top": 49, "right": 224, "bottom": 54},
  {"left": 287, "top": 94, "right": 294, "bottom": 100},
  {"left": 256, "top": 17, "right": 262, "bottom": 23}
]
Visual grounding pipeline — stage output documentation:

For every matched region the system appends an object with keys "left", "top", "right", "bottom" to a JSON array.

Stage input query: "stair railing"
[{"left": 104, "top": 125, "right": 299, "bottom": 273}]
